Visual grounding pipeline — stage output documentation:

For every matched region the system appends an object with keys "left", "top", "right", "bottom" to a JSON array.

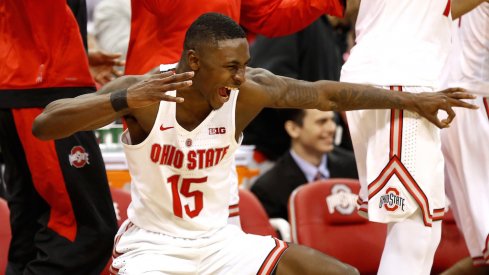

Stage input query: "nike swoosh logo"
[{"left": 160, "top": 125, "right": 174, "bottom": 131}]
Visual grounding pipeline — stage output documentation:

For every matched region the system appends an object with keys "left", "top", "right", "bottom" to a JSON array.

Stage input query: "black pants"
[{"left": 0, "top": 108, "right": 117, "bottom": 275}]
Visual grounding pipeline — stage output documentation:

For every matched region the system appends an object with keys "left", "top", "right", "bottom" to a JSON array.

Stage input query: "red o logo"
[
  {"left": 384, "top": 187, "right": 399, "bottom": 211},
  {"left": 69, "top": 146, "right": 90, "bottom": 168}
]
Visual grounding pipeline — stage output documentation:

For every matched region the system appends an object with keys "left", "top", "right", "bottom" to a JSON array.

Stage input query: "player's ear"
[{"left": 187, "top": 49, "right": 200, "bottom": 71}]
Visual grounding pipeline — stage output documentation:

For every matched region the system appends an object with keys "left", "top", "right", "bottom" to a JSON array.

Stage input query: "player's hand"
[
  {"left": 410, "top": 88, "right": 478, "bottom": 128},
  {"left": 88, "top": 50, "right": 125, "bottom": 85},
  {"left": 126, "top": 71, "right": 194, "bottom": 109}
]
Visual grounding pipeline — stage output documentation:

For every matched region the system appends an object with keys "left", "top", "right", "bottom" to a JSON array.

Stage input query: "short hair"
[
  {"left": 280, "top": 109, "right": 306, "bottom": 126},
  {"left": 183, "top": 13, "right": 246, "bottom": 51},
  {"left": 279, "top": 109, "right": 339, "bottom": 127}
]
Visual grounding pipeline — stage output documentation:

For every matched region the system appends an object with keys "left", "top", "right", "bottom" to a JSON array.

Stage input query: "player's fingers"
[
  {"left": 158, "top": 71, "right": 175, "bottom": 77},
  {"left": 424, "top": 113, "right": 446, "bottom": 129},
  {"left": 160, "top": 80, "right": 193, "bottom": 92},
  {"left": 446, "top": 98, "right": 479, "bottom": 109},
  {"left": 157, "top": 71, "right": 194, "bottom": 84},
  {"left": 445, "top": 91, "right": 477, "bottom": 100},
  {"left": 441, "top": 87, "right": 468, "bottom": 94},
  {"left": 146, "top": 71, "right": 174, "bottom": 81},
  {"left": 159, "top": 94, "right": 184, "bottom": 103},
  {"left": 442, "top": 106, "right": 456, "bottom": 125}
]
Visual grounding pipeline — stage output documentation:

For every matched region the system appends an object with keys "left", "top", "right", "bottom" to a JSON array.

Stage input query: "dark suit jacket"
[
  {"left": 250, "top": 147, "right": 358, "bottom": 221},
  {"left": 243, "top": 17, "right": 343, "bottom": 160}
]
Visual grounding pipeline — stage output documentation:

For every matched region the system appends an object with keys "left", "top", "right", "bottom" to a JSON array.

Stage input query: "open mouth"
[{"left": 217, "top": 86, "right": 235, "bottom": 103}]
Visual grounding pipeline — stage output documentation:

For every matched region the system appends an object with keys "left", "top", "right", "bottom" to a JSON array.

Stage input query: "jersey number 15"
[{"left": 167, "top": 175, "right": 207, "bottom": 218}]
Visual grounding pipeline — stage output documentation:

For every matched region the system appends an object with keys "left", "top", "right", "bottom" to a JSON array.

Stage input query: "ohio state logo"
[
  {"left": 185, "top": 138, "right": 192, "bottom": 147},
  {"left": 379, "top": 187, "right": 405, "bottom": 212},
  {"left": 68, "top": 146, "right": 90, "bottom": 168},
  {"left": 326, "top": 184, "right": 358, "bottom": 215}
]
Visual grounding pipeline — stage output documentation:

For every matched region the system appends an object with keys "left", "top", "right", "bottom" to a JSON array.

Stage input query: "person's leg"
[
  {"left": 200, "top": 225, "right": 358, "bottom": 275},
  {"left": 0, "top": 109, "right": 48, "bottom": 275},
  {"left": 377, "top": 210, "right": 441, "bottom": 275},
  {"left": 9, "top": 108, "right": 117, "bottom": 274},
  {"left": 441, "top": 257, "right": 489, "bottom": 275},
  {"left": 442, "top": 97, "right": 489, "bottom": 270},
  {"left": 275, "top": 244, "right": 359, "bottom": 275},
  {"left": 420, "top": 220, "right": 442, "bottom": 274}
]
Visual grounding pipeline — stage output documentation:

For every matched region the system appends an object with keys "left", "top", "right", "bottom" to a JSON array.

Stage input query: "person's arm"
[
  {"left": 451, "top": 0, "right": 488, "bottom": 19},
  {"left": 32, "top": 71, "right": 194, "bottom": 140},
  {"left": 243, "top": 68, "right": 478, "bottom": 129},
  {"left": 240, "top": 0, "right": 345, "bottom": 37}
]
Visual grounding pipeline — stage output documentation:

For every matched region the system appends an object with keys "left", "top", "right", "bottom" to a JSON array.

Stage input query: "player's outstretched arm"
[
  {"left": 32, "top": 71, "right": 194, "bottom": 140},
  {"left": 451, "top": 0, "right": 487, "bottom": 19},
  {"left": 245, "top": 68, "right": 478, "bottom": 129}
]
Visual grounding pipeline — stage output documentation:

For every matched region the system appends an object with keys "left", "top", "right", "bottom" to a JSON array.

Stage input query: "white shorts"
[
  {"left": 110, "top": 220, "right": 288, "bottom": 275},
  {"left": 347, "top": 86, "right": 445, "bottom": 227},
  {"left": 442, "top": 96, "right": 489, "bottom": 266}
]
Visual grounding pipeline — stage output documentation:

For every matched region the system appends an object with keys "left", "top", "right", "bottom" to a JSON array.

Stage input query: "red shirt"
[
  {"left": 125, "top": 0, "right": 345, "bottom": 74},
  {"left": 0, "top": 0, "right": 95, "bottom": 107}
]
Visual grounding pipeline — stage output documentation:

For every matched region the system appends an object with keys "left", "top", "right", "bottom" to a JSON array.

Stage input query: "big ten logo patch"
[
  {"left": 68, "top": 146, "right": 90, "bottom": 168},
  {"left": 379, "top": 187, "right": 406, "bottom": 212},
  {"left": 209, "top": 127, "right": 226, "bottom": 135},
  {"left": 326, "top": 184, "right": 358, "bottom": 215}
]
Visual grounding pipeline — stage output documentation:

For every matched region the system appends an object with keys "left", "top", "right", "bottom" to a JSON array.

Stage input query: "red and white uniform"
[
  {"left": 341, "top": 0, "right": 452, "bottom": 87},
  {"left": 441, "top": 3, "right": 489, "bottom": 266},
  {"left": 341, "top": 0, "right": 453, "bottom": 226},
  {"left": 123, "top": 90, "right": 240, "bottom": 237},
  {"left": 111, "top": 91, "right": 287, "bottom": 274}
]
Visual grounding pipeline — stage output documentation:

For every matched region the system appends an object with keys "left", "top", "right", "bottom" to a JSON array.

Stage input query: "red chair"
[
  {"left": 0, "top": 198, "right": 11, "bottom": 274},
  {"left": 110, "top": 187, "right": 131, "bottom": 227},
  {"left": 289, "top": 179, "right": 387, "bottom": 275},
  {"left": 238, "top": 188, "right": 279, "bottom": 238},
  {"left": 431, "top": 207, "right": 470, "bottom": 273}
]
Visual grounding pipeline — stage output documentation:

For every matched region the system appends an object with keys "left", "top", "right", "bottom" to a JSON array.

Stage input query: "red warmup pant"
[{"left": 0, "top": 108, "right": 117, "bottom": 275}]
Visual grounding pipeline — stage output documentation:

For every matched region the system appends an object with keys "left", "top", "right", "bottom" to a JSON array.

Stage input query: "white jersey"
[
  {"left": 122, "top": 90, "right": 241, "bottom": 239},
  {"left": 443, "top": 3, "right": 489, "bottom": 95},
  {"left": 341, "top": 0, "right": 452, "bottom": 87}
]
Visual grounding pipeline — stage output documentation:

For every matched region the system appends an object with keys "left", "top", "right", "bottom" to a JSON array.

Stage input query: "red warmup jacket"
[
  {"left": 0, "top": 0, "right": 95, "bottom": 108},
  {"left": 125, "top": 0, "right": 345, "bottom": 75}
]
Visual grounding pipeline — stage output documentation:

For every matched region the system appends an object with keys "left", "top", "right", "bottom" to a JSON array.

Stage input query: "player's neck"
[{"left": 175, "top": 97, "right": 213, "bottom": 132}]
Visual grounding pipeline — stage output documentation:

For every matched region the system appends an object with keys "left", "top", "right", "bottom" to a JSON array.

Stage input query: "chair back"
[
  {"left": 239, "top": 188, "right": 278, "bottom": 238},
  {"left": 289, "top": 179, "right": 386, "bottom": 275},
  {"left": 110, "top": 187, "right": 131, "bottom": 227}
]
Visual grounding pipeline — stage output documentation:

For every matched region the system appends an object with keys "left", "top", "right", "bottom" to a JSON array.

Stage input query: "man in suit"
[{"left": 251, "top": 109, "right": 358, "bottom": 221}]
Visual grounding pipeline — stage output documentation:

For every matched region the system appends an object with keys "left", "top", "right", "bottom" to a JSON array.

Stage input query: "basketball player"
[
  {"left": 126, "top": 0, "right": 349, "bottom": 227},
  {"left": 440, "top": 3, "right": 489, "bottom": 274},
  {"left": 32, "top": 13, "right": 476, "bottom": 274},
  {"left": 340, "top": 0, "right": 487, "bottom": 274}
]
